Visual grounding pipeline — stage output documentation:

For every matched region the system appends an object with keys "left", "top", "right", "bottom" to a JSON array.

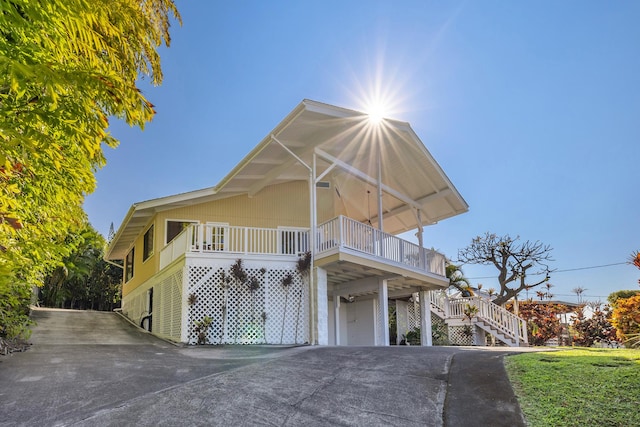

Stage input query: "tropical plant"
[
  {"left": 405, "top": 327, "right": 421, "bottom": 345},
  {"left": 39, "top": 224, "right": 122, "bottom": 311},
  {"left": 294, "top": 251, "right": 311, "bottom": 343},
  {"left": 229, "top": 259, "right": 247, "bottom": 344},
  {"left": 194, "top": 316, "right": 213, "bottom": 345},
  {"left": 446, "top": 263, "right": 473, "bottom": 296},
  {"left": 571, "top": 286, "right": 587, "bottom": 304},
  {"left": 463, "top": 303, "right": 479, "bottom": 321},
  {"left": 280, "top": 273, "right": 293, "bottom": 344},
  {"left": 632, "top": 251, "right": 640, "bottom": 286},
  {"left": 571, "top": 304, "right": 617, "bottom": 347},
  {"left": 432, "top": 320, "right": 449, "bottom": 345},
  {"left": 512, "top": 300, "right": 569, "bottom": 346}
]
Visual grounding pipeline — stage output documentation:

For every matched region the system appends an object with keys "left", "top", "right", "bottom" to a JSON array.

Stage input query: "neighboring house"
[{"left": 106, "top": 99, "right": 470, "bottom": 346}]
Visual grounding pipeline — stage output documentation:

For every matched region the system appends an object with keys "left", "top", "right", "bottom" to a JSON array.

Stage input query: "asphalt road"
[{"left": 0, "top": 308, "right": 528, "bottom": 426}]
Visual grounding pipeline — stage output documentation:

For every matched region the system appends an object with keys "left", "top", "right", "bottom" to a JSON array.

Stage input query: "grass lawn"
[{"left": 505, "top": 348, "right": 640, "bottom": 427}]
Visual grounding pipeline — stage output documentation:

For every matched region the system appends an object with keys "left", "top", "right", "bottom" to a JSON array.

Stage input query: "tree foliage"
[
  {"left": 445, "top": 263, "right": 472, "bottom": 296},
  {"left": 607, "top": 290, "right": 640, "bottom": 308},
  {"left": 611, "top": 295, "right": 640, "bottom": 346},
  {"left": 0, "top": 0, "right": 180, "bottom": 340},
  {"left": 40, "top": 225, "right": 121, "bottom": 310},
  {"left": 632, "top": 251, "right": 640, "bottom": 286},
  {"left": 571, "top": 305, "right": 617, "bottom": 347},
  {"left": 511, "top": 300, "right": 569, "bottom": 346},
  {"left": 458, "top": 233, "right": 553, "bottom": 305}
]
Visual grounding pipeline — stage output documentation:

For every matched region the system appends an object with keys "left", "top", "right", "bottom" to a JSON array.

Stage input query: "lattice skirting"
[
  {"left": 187, "top": 259, "right": 308, "bottom": 345},
  {"left": 122, "top": 265, "right": 184, "bottom": 342},
  {"left": 448, "top": 325, "right": 474, "bottom": 346}
]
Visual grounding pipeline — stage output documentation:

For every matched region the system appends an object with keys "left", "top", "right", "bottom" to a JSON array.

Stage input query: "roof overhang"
[{"left": 106, "top": 99, "right": 468, "bottom": 260}]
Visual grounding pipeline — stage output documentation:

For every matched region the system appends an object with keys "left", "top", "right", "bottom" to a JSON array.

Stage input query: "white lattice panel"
[
  {"left": 448, "top": 325, "right": 474, "bottom": 345},
  {"left": 375, "top": 298, "right": 385, "bottom": 345},
  {"left": 122, "top": 283, "right": 149, "bottom": 326},
  {"left": 187, "top": 260, "right": 308, "bottom": 345},
  {"left": 407, "top": 299, "right": 421, "bottom": 330},
  {"left": 156, "top": 268, "right": 183, "bottom": 341}
]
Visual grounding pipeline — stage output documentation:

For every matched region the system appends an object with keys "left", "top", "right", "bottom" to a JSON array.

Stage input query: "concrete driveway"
[{"left": 0, "top": 308, "right": 527, "bottom": 426}]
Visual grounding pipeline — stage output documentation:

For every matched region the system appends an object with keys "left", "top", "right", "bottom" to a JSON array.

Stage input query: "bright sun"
[{"left": 365, "top": 101, "right": 388, "bottom": 124}]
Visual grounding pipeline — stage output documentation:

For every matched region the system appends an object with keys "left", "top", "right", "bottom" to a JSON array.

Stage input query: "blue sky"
[{"left": 84, "top": 1, "right": 640, "bottom": 303}]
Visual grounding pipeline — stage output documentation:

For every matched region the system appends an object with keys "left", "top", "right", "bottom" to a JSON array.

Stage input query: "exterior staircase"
[{"left": 428, "top": 292, "right": 528, "bottom": 347}]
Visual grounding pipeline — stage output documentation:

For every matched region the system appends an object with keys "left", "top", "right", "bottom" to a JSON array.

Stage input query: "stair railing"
[{"left": 429, "top": 292, "right": 528, "bottom": 345}]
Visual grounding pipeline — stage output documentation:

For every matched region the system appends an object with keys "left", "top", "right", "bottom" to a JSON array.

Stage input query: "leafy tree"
[
  {"left": 40, "top": 227, "right": 102, "bottom": 308},
  {"left": 458, "top": 233, "right": 553, "bottom": 305},
  {"left": 611, "top": 295, "right": 640, "bottom": 347},
  {"left": 571, "top": 304, "right": 617, "bottom": 347},
  {"left": 607, "top": 290, "right": 640, "bottom": 308},
  {"left": 40, "top": 225, "right": 121, "bottom": 310},
  {"left": 0, "top": 1, "right": 180, "bottom": 339}
]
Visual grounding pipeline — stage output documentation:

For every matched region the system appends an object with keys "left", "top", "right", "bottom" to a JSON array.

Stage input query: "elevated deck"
[{"left": 159, "top": 216, "right": 447, "bottom": 288}]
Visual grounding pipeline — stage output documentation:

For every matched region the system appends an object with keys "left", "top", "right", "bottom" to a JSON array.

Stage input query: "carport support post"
[
  {"left": 334, "top": 295, "right": 341, "bottom": 345},
  {"left": 311, "top": 266, "right": 329, "bottom": 345},
  {"left": 377, "top": 278, "right": 389, "bottom": 346},
  {"left": 419, "top": 290, "right": 433, "bottom": 346}
]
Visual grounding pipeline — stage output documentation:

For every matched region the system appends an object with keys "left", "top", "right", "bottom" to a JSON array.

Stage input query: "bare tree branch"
[{"left": 457, "top": 232, "right": 554, "bottom": 305}]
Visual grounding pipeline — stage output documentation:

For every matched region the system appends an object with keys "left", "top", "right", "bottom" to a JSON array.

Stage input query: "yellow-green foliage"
[
  {"left": 505, "top": 348, "right": 640, "bottom": 427},
  {"left": 0, "top": 0, "right": 180, "bottom": 338},
  {"left": 611, "top": 295, "right": 640, "bottom": 344}
]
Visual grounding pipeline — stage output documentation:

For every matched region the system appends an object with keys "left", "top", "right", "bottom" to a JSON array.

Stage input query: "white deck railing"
[
  {"left": 316, "top": 215, "right": 446, "bottom": 277},
  {"left": 160, "top": 224, "right": 309, "bottom": 269},
  {"left": 432, "top": 294, "right": 528, "bottom": 345},
  {"left": 160, "top": 216, "right": 446, "bottom": 278}
]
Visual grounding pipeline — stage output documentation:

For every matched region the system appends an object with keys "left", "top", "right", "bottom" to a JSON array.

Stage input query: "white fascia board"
[
  {"left": 214, "top": 101, "right": 308, "bottom": 194},
  {"left": 403, "top": 126, "right": 469, "bottom": 213}
]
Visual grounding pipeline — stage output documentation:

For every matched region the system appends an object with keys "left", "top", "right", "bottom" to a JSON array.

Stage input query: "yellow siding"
[
  {"left": 122, "top": 221, "right": 158, "bottom": 296},
  {"left": 123, "top": 180, "right": 337, "bottom": 297}
]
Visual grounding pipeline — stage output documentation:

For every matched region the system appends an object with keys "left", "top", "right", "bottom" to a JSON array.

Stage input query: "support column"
[
  {"left": 334, "top": 295, "right": 341, "bottom": 346},
  {"left": 311, "top": 266, "right": 328, "bottom": 345},
  {"left": 377, "top": 278, "right": 389, "bottom": 346},
  {"left": 419, "top": 290, "right": 433, "bottom": 346}
]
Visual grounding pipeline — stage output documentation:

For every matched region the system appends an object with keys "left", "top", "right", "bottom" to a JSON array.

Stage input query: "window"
[
  {"left": 125, "top": 248, "right": 135, "bottom": 282},
  {"left": 166, "top": 220, "right": 198, "bottom": 245},
  {"left": 143, "top": 224, "right": 154, "bottom": 261}
]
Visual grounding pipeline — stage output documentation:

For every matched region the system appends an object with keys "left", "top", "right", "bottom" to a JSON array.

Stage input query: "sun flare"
[{"left": 364, "top": 100, "right": 389, "bottom": 125}]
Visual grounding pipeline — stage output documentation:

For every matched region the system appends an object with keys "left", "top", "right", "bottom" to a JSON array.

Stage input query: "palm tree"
[
  {"left": 446, "top": 263, "right": 473, "bottom": 297},
  {"left": 571, "top": 286, "right": 587, "bottom": 304}
]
